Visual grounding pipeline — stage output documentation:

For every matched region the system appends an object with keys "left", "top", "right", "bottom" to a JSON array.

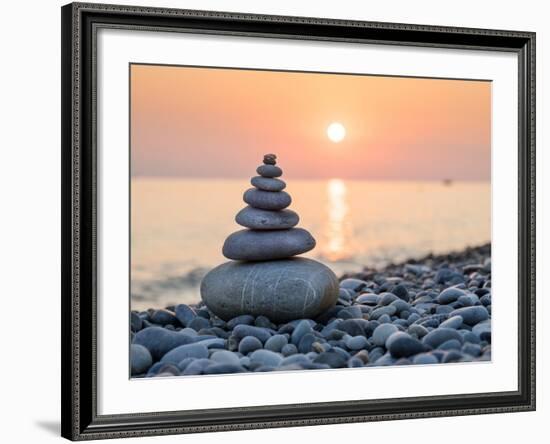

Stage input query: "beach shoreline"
[{"left": 130, "top": 243, "right": 491, "bottom": 377}]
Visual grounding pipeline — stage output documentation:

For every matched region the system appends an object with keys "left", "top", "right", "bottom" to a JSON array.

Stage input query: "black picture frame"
[{"left": 61, "top": 2, "right": 536, "bottom": 440}]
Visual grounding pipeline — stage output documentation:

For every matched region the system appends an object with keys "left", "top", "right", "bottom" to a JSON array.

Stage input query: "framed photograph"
[{"left": 61, "top": 2, "right": 536, "bottom": 440}]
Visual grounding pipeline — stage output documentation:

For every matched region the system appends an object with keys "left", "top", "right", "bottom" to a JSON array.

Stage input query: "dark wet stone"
[
  {"left": 222, "top": 228, "right": 315, "bottom": 261},
  {"left": 288, "top": 318, "right": 316, "bottom": 328},
  {"left": 251, "top": 176, "right": 286, "bottom": 191},
  {"left": 440, "top": 315, "right": 463, "bottom": 329},
  {"left": 198, "top": 327, "right": 229, "bottom": 339},
  {"left": 437, "top": 287, "right": 466, "bottom": 304},
  {"left": 203, "top": 363, "right": 246, "bottom": 374},
  {"left": 188, "top": 316, "right": 210, "bottom": 331},
  {"left": 393, "top": 319, "right": 409, "bottom": 328},
  {"left": 250, "top": 349, "right": 283, "bottom": 367},
  {"left": 356, "top": 294, "right": 380, "bottom": 305},
  {"left": 438, "top": 339, "right": 462, "bottom": 351},
  {"left": 338, "top": 306, "right": 363, "bottom": 319},
  {"left": 380, "top": 292, "right": 399, "bottom": 305},
  {"left": 264, "top": 334, "right": 288, "bottom": 352},
  {"left": 280, "top": 344, "right": 298, "bottom": 357},
  {"left": 210, "top": 350, "right": 241, "bottom": 366},
  {"left": 232, "top": 325, "right": 272, "bottom": 343},
  {"left": 435, "top": 268, "right": 465, "bottom": 285},
  {"left": 480, "top": 294, "right": 492, "bottom": 306},
  {"left": 368, "top": 347, "right": 385, "bottom": 363},
  {"left": 344, "top": 335, "right": 369, "bottom": 350},
  {"left": 412, "top": 353, "right": 439, "bottom": 365},
  {"left": 298, "top": 333, "right": 318, "bottom": 354},
  {"left": 422, "top": 328, "right": 464, "bottom": 348},
  {"left": 145, "top": 362, "right": 165, "bottom": 377},
  {"left": 472, "top": 321, "right": 491, "bottom": 341},
  {"left": 320, "top": 320, "right": 341, "bottom": 338},
  {"left": 131, "top": 312, "right": 143, "bottom": 332},
  {"left": 227, "top": 314, "right": 255, "bottom": 329},
  {"left": 370, "top": 305, "right": 397, "bottom": 320},
  {"left": 436, "top": 305, "right": 454, "bottom": 315},
  {"left": 339, "top": 288, "right": 353, "bottom": 300},
  {"left": 160, "top": 343, "right": 209, "bottom": 364},
  {"left": 442, "top": 350, "right": 465, "bottom": 363},
  {"left": 196, "top": 308, "right": 211, "bottom": 319},
  {"left": 155, "top": 363, "right": 180, "bottom": 377},
  {"left": 312, "top": 341, "right": 328, "bottom": 353},
  {"left": 182, "top": 359, "right": 212, "bottom": 375},
  {"left": 238, "top": 336, "right": 263, "bottom": 354},
  {"left": 417, "top": 317, "right": 441, "bottom": 328},
  {"left": 374, "top": 353, "right": 396, "bottom": 366},
  {"left": 457, "top": 294, "right": 479, "bottom": 307},
  {"left": 362, "top": 320, "right": 379, "bottom": 337},
  {"left": 291, "top": 320, "right": 313, "bottom": 344},
  {"left": 177, "top": 357, "right": 196, "bottom": 371},
  {"left": 130, "top": 344, "right": 152, "bottom": 375},
  {"left": 195, "top": 337, "right": 226, "bottom": 349},
  {"left": 392, "top": 284, "right": 410, "bottom": 301},
  {"left": 278, "top": 354, "right": 307, "bottom": 367},
  {"left": 210, "top": 318, "right": 228, "bottom": 330},
  {"left": 201, "top": 258, "right": 339, "bottom": 322},
  {"left": 174, "top": 304, "right": 196, "bottom": 327},
  {"left": 313, "top": 351, "right": 347, "bottom": 368},
  {"left": 372, "top": 324, "right": 399, "bottom": 346},
  {"left": 339, "top": 278, "right": 368, "bottom": 292},
  {"left": 390, "top": 299, "right": 411, "bottom": 314},
  {"left": 461, "top": 331, "right": 481, "bottom": 344},
  {"left": 449, "top": 306, "right": 489, "bottom": 326},
  {"left": 235, "top": 206, "right": 298, "bottom": 230},
  {"left": 243, "top": 188, "right": 291, "bottom": 210},
  {"left": 133, "top": 327, "right": 194, "bottom": 361},
  {"left": 338, "top": 319, "right": 365, "bottom": 336},
  {"left": 386, "top": 332, "right": 426, "bottom": 358},
  {"left": 463, "top": 264, "right": 483, "bottom": 274},
  {"left": 348, "top": 357, "right": 364, "bottom": 368},
  {"left": 252, "top": 365, "right": 277, "bottom": 372},
  {"left": 462, "top": 343, "right": 482, "bottom": 357},
  {"left": 413, "top": 295, "right": 435, "bottom": 305},
  {"left": 405, "top": 264, "right": 431, "bottom": 276},
  {"left": 180, "top": 327, "right": 198, "bottom": 337},
  {"left": 150, "top": 309, "right": 178, "bottom": 326},
  {"left": 257, "top": 164, "right": 282, "bottom": 177},
  {"left": 254, "top": 315, "right": 276, "bottom": 329},
  {"left": 353, "top": 350, "right": 370, "bottom": 364}
]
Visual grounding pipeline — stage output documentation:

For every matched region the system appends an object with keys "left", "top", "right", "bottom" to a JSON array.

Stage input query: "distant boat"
[{"left": 442, "top": 179, "right": 453, "bottom": 186}]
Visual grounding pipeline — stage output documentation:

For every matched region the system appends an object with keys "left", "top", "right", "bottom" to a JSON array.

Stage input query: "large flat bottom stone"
[{"left": 200, "top": 258, "right": 339, "bottom": 323}]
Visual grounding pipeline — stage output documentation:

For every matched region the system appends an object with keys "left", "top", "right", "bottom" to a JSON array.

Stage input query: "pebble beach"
[{"left": 130, "top": 243, "right": 491, "bottom": 377}]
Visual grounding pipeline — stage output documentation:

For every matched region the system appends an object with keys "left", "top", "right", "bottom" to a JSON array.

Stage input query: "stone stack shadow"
[{"left": 200, "top": 154, "right": 339, "bottom": 323}]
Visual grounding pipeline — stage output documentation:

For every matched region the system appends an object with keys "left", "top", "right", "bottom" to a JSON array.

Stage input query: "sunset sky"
[{"left": 130, "top": 64, "right": 491, "bottom": 181}]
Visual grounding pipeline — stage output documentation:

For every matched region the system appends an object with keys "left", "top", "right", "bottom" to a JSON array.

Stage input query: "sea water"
[{"left": 131, "top": 178, "right": 490, "bottom": 310}]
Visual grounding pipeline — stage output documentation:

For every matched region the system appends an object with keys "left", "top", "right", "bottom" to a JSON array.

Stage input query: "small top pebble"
[{"left": 263, "top": 153, "right": 277, "bottom": 165}]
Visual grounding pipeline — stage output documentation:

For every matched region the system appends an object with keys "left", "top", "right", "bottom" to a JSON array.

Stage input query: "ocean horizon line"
[{"left": 131, "top": 175, "right": 491, "bottom": 183}]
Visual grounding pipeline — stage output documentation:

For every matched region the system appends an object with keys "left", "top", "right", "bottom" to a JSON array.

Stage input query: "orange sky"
[{"left": 131, "top": 64, "right": 491, "bottom": 181}]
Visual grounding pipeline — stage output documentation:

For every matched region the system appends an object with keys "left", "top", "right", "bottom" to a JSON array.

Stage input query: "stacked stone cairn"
[{"left": 200, "top": 154, "right": 340, "bottom": 323}]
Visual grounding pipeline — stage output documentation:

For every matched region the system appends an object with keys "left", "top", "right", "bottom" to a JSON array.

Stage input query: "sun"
[{"left": 327, "top": 122, "right": 346, "bottom": 143}]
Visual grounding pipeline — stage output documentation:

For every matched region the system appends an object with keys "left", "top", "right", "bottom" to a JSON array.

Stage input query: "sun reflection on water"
[{"left": 323, "top": 178, "right": 353, "bottom": 261}]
